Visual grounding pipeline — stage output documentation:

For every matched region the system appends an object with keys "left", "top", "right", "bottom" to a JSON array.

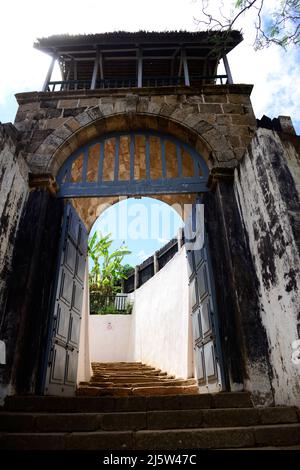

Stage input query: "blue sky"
[{"left": 89, "top": 198, "right": 184, "bottom": 267}]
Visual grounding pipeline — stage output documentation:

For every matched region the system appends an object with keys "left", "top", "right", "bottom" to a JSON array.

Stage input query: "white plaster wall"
[
  {"left": 235, "top": 128, "right": 300, "bottom": 406},
  {"left": 77, "top": 265, "right": 92, "bottom": 383},
  {"left": 133, "top": 246, "right": 192, "bottom": 379},
  {"left": 87, "top": 248, "right": 192, "bottom": 378},
  {"left": 89, "top": 314, "right": 134, "bottom": 363}
]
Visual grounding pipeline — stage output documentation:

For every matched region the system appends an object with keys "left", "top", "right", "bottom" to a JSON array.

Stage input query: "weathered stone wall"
[
  {"left": 235, "top": 128, "right": 300, "bottom": 406},
  {"left": 0, "top": 124, "right": 28, "bottom": 314},
  {"left": 14, "top": 85, "right": 256, "bottom": 176}
]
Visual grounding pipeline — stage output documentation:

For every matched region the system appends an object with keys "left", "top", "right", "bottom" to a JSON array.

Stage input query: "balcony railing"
[
  {"left": 90, "top": 292, "right": 132, "bottom": 315},
  {"left": 46, "top": 74, "right": 229, "bottom": 92}
]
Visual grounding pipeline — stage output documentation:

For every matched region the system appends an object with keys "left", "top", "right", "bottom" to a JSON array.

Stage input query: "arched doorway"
[{"left": 41, "top": 130, "right": 223, "bottom": 396}]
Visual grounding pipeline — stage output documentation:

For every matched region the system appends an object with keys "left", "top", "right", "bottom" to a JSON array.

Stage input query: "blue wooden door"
[
  {"left": 43, "top": 202, "right": 87, "bottom": 395},
  {"left": 185, "top": 202, "right": 224, "bottom": 393}
]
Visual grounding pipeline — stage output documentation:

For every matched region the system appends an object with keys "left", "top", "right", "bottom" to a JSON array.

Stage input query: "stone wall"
[
  {"left": 235, "top": 128, "right": 300, "bottom": 406},
  {"left": 0, "top": 124, "right": 28, "bottom": 314},
  {"left": 14, "top": 85, "right": 256, "bottom": 176}
]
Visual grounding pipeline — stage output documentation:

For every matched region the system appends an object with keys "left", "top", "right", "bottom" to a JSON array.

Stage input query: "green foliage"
[{"left": 88, "top": 232, "right": 131, "bottom": 297}]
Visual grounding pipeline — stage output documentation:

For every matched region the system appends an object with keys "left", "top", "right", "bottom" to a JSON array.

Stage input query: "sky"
[
  {"left": 0, "top": 0, "right": 299, "bottom": 265},
  {"left": 90, "top": 198, "right": 184, "bottom": 267}
]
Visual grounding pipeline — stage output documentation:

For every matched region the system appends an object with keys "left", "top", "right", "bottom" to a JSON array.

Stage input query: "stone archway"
[{"left": 28, "top": 106, "right": 238, "bottom": 179}]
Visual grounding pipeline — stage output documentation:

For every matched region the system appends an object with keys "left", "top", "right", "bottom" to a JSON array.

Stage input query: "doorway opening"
[{"left": 42, "top": 129, "right": 224, "bottom": 396}]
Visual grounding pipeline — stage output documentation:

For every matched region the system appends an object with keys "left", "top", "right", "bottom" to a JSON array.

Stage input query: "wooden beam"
[
  {"left": 42, "top": 55, "right": 56, "bottom": 92},
  {"left": 223, "top": 54, "right": 233, "bottom": 84},
  {"left": 91, "top": 49, "right": 99, "bottom": 89},
  {"left": 182, "top": 48, "right": 190, "bottom": 86},
  {"left": 137, "top": 48, "right": 143, "bottom": 88}
]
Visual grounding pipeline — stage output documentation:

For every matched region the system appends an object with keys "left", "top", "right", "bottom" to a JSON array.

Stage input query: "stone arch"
[
  {"left": 30, "top": 100, "right": 237, "bottom": 178},
  {"left": 70, "top": 193, "right": 196, "bottom": 232}
]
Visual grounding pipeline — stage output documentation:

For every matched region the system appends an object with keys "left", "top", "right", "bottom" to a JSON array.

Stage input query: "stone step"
[
  {"left": 1, "top": 424, "right": 300, "bottom": 450},
  {"left": 91, "top": 371, "right": 170, "bottom": 377},
  {"left": 76, "top": 385, "right": 200, "bottom": 397},
  {"left": 0, "top": 407, "right": 297, "bottom": 433},
  {"left": 2, "top": 392, "right": 253, "bottom": 413},
  {"left": 82, "top": 379, "right": 197, "bottom": 388}
]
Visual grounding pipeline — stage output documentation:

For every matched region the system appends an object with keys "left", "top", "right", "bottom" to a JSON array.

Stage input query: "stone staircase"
[
  {"left": 77, "top": 362, "right": 199, "bottom": 397},
  {"left": 0, "top": 362, "right": 300, "bottom": 450}
]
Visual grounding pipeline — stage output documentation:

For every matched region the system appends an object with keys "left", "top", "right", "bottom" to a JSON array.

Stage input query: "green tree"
[
  {"left": 197, "top": 0, "right": 300, "bottom": 49},
  {"left": 88, "top": 232, "right": 131, "bottom": 296}
]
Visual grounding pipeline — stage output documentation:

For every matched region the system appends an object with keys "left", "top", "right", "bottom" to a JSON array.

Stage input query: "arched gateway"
[{"left": 42, "top": 127, "right": 224, "bottom": 396}]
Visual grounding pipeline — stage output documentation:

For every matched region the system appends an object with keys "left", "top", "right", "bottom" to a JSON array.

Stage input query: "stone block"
[
  {"left": 135, "top": 428, "right": 255, "bottom": 450},
  {"left": 231, "top": 114, "right": 256, "bottom": 126},
  {"left": 114, "top": 396, "right": 147, "bottom": 412},
  {"left": 202, "top": 408, "right": 258, "bottom": 427},
  {"left": 79, "top": 98, "right": 100, "bottom": 107},
  {"left": 87, "top": 106, "right": 104, "bottom": 121},
  {"left": 222, "top": 103, "right": 244, "bottom": 114},
  {"left": 228, "top": 94, "right": 251, "bottom": 105},
  {"left": 0, "top": 413, "right": 36, "bottom": 432},
  {"left": 113, "top": 99, "right": 127, "bottom": 114},
  {"left": 40, "top": 100, "right": 59, "bottom": 109},
  {"left": 36, "top": 413, "right": 99, "bottom": 432},
  {"left": 254, "top": 424, "right": 300, "bottom": 446},
  {"left": 100, "top": 103, "right": 114, "bottom": 116},
  {"left": 147, "top": 410, "right": 203, "bottom": 430},
  {"left": 44, "top": 118, "right": 67, "bottom": 130},
  {"left": 217, "top": 114, "right": 232, "bottom": 126},
  {"left": 75, "top": 112, "right": 93, "bottom": 126},
  {"left": 45, "top": 108, "right": 62, "bottom": 119},
  {"left": 65, "top": 431, "right": 133, "bottom": 450},
  {"left": 164, "top": 95, "right": 179, "bottom": 106},
  {"left": 200, "top": 103, "right": 223, "bottom": 114},
  {"left": 58, "top": 99, "right": 79, "bottom": 109},
  {"left": 186, "top": 95, "right": 204, "bottom": 105},
  {"left": 171, "top": 106, "right": 197, "bottom": 122},
  {"left": 159, "top": 104, "right": 177, "bottom": 117},
  {"left": 100, "top": 412, "right": 147, "bottom": 431},
  {"left": 63, "top": 107, "right": 86, "bottom": 118},
  {"left": 150, "top": 96, "right": 165, "bottom": 106},
  {"left": 0, "top": 433, "right": 66, "bottom": 450},
  {"left": 204, "top": 94, "right": 228, "bottom": 104},
  {"left": 64, "top": 117, "right": 81, "bottom": 133},
  {"left": 212, "top": 392, "right": 253, "bottom": 408},
  {"left": 234, "top": 147, "right": 247, "bottom": 160},
  {"left": 258, "top": 407, "right": 299, "bottom": 425},
  {"left": 137, "top": 97, "right": 150, "bottom": 113},
  {"left": 125, "top": 95, "right": 138, "bottom": 113},
  {"left": 53, "top": 124, "right": 73, "bottom": 141}
]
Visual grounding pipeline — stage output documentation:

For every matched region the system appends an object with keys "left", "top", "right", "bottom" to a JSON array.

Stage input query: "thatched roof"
[{"left": 35, "top": 30, "right": 242, "bottom": 53}]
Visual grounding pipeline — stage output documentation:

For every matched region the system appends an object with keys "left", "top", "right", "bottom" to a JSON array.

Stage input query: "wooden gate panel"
[{"left": 43, "top": 202, "right": 87, "bottom": 396}]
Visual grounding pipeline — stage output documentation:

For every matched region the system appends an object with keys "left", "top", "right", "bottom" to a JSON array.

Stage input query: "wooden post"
[
  {"left": 134, "top": 266, "right": 139, "bottom": 290},
  {"left": 137, "top": 48, "right": 143, "bottom": 88},
  {"left": 42, "top": 55, "right": 56, "bottom": 92},
  {"left": 182, "top": 48, "right": 190, "bottom": 86},
  {"left": 223, "top": 54, "right": 233, "bottom": 84},
  {"left": 99, "top": 52, "right": 104, "bottom": 80},
  {"left": 153, "top": 252, "right": 159, "bottom": 274},
  {"left": 73, "top": 60, "right": 78, "bottom": 90},
  {"left": 91, "top": 49, "right": 99, "bottom": 89}
]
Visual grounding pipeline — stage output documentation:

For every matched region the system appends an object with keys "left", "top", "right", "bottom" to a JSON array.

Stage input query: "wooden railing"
[
  {"left": 124, "top": 230, "right": 184, "bottom": 293},
  {"left": 46, "top": 74, "right": 229, "bottom": 92}
]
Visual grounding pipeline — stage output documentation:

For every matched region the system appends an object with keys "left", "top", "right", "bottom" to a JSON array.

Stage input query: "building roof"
[{"left": 34, "top": 30, "right": 243, "bottom": 55}]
